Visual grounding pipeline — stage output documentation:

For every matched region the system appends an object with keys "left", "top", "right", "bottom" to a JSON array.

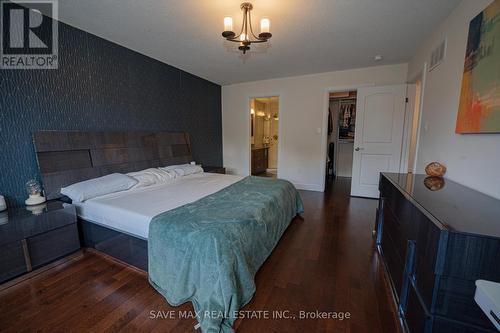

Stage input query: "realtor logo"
[{"left": 1, "top": 0, "right": 58, "bottom": 69}]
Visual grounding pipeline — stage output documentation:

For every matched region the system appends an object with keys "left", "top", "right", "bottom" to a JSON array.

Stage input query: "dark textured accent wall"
[{"left": 0, "top": 19, "right": 222, "bottom": 206}]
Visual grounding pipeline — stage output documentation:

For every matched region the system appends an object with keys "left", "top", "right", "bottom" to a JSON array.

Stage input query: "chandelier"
[{"left": 222, "top": 2, "right": 272, "bottom": 54}]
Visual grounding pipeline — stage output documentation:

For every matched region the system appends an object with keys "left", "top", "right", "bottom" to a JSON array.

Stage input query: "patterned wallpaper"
[{"left": 0, "top": 19, "right": 222, "bottom": 206}]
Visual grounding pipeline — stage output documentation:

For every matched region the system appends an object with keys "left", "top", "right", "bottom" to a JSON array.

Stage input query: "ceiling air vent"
[{"left": 429, "top": 39, "right": 447, "bottom": 71}]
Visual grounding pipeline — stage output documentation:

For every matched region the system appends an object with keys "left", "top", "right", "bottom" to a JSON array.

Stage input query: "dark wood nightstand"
[
  {"left": 203, "top": 166, "right": 226, "bottom": 174},
  {"left": 0, "top": 200, "right": 80, "bottom": 284}
]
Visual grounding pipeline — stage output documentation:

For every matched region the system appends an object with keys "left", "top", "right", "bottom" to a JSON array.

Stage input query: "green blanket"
[{"left": 148, "top": 176, "right": 303, "bottom": 332}]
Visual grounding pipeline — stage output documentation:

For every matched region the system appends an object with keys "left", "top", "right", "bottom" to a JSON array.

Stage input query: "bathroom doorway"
[{"left": 250, "top": 96, "right": 279, "bottom": 178}]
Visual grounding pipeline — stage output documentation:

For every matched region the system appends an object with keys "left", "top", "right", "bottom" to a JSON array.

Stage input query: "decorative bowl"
[{"left": 425, "top": 162, "right": 447, "bottom": 177}]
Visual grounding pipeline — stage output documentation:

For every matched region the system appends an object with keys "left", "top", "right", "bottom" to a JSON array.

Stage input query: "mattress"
[{"left": 74, "top": 172, "right": 243, "bottom": 239}]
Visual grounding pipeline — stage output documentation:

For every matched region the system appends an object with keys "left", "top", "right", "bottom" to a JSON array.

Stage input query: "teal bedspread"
[{"left": 148, "top": 176, "right": 303, "bottom": 333}]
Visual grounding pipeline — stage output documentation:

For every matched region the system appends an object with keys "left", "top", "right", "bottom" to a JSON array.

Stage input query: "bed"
[
  {"left": 34, "top": 130, "right": 303, "bottom": 332},
  {"left": 73, "top": 172, "right": 244, "bottom": 239}
]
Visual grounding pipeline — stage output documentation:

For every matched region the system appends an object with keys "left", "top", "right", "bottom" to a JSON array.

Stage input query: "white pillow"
[
  {"left": 61, "top": 173, "right": 138, "bottom": 203},
  {"left": 127, "top": 168, "right": 176, "bottom": 188},
  {"left": 160, "top": 164, "right": 203, "bottom": 177}
]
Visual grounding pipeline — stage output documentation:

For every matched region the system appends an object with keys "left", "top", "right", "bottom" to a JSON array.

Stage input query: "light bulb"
[
  {"left": 239, "top": 33, "right": 247, "bottom": 46},
  {"left": 224, "top": 17, "right": 233, "bottom": 31},
  {"left": 260, "top": 18, "right": 270, "bottom": 33}
]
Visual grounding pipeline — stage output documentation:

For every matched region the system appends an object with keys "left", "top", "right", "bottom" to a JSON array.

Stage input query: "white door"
[{"left": 350, "top": 85, "right": 407, "bottom": 198}]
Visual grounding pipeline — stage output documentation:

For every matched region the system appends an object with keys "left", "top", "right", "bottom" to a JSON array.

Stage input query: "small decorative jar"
[
  {"left": 425, "top": 162, "right": 447, "bottom": 177},
  {"left": 25, "top": 179, "right": 47, "bottom": 206}
]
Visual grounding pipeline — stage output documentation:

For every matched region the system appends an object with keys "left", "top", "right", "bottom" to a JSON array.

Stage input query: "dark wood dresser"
[{"left": 376, "top": 173, "right": 500, "bottom": 333}]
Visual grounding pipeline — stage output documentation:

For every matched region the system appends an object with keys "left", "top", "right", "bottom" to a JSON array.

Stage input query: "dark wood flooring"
[{"left": 0, "top": 177, "right": 401, "bottom": 333}]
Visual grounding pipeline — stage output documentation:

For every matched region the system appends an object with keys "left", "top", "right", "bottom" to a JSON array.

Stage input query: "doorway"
[
  {"left": 327, "top": 91, "right": 357, "bottom": 183},
  {"left": 407, "top": 79, "right": 423, "bottom": 173},
  {"left": 350, "top": 85, "right": 408, "bottom": 198},
  {"left": 324, "top": 84, "right": 415, "bottom": 198},
  {"left": 250, "top": 96, "right": 279, "bottom": 178}
]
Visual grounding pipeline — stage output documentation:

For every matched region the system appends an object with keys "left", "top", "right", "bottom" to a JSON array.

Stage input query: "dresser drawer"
[
  {"left": 27, "top": 224, "right": 80, "bottom": 268},
  {"left": 432, "top": 316, "right": 496, "bottom": 333},
  {"left": 383, "top": 204, "right": 407, "bottom": 263},
  {"left": 413, "top": 208, "right": 441, "bottom": 309},
  {"left": 380, "top": 177, "right": 414, "bottom": 234},
  {"left": 380, "top": 178, "right": 418, "bottom": 244},
  {"left": 380, "top": 225, "right": 405, "bottom": 297},
  {"left": 442, "top": 233, "right": 500, "bottom": 281},
  {"left": 434, "top": 276, "right": 497, "bottom": 330},
  {"left": 0, "top": 241, "right": 28, "bottom": 283},
  {"left": 405, "top": 285, "right": 432, "bottom": 333}
]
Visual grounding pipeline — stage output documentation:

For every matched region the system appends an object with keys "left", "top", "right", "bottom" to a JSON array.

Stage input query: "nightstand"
[
  {"left": 203, "top": 166, "right": 226, "bottom": 174},
  {"left": 0, "top": 200, "right": 80, "bottom": 284}
]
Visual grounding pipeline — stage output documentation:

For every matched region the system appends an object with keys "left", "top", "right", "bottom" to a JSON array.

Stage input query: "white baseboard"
[{"left": 292, "top": 182, "right": 324, "bottom": 192}]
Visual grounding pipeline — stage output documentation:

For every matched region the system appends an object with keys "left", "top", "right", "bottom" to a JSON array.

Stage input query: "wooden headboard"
[{"left": 33, "top": 131, "right": 192, "bottom": 199}]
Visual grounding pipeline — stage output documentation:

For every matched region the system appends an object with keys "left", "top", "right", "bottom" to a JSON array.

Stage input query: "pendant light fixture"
[{"left": 222, "top": 2, "right": 272, "bottom": 54}]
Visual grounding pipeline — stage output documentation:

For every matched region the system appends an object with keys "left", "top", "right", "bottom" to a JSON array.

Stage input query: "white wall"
[
  {"left": 222, "top": 64, "right": 408, "bottom": 191},
  {"left": 408, "top": 0, "right": 500, "bottom": 199}
]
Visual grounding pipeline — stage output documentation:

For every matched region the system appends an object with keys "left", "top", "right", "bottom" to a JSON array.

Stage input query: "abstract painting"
[{"left": 456, "top": 0, "right": 500, "bottom": 133}]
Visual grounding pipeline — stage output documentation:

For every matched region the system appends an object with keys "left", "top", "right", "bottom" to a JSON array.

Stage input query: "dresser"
[
  {"left": 376, "top": 173, "right": 500, "bottom": 333},
  {"left": 0, "top": 201, "right": 80, "bottom": 284}
]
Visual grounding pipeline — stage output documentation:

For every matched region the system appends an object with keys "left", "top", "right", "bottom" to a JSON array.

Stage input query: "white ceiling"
[{"left": 39, "top": 0, "right": 461, "bottom": 85}]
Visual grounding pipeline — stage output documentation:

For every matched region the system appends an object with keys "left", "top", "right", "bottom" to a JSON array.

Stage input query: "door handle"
[{"left": 355, "top": 147, "right": 364, "bottom": 151}]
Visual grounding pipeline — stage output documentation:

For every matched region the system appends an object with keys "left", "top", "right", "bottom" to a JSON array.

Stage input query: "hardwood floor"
[{"left": 0, "top": 178, "right": 401, "bottom": 333}]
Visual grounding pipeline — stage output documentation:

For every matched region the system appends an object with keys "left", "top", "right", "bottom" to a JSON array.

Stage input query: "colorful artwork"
[{"left": 456, "top": 0, "right": 500, "bottom": 133}]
